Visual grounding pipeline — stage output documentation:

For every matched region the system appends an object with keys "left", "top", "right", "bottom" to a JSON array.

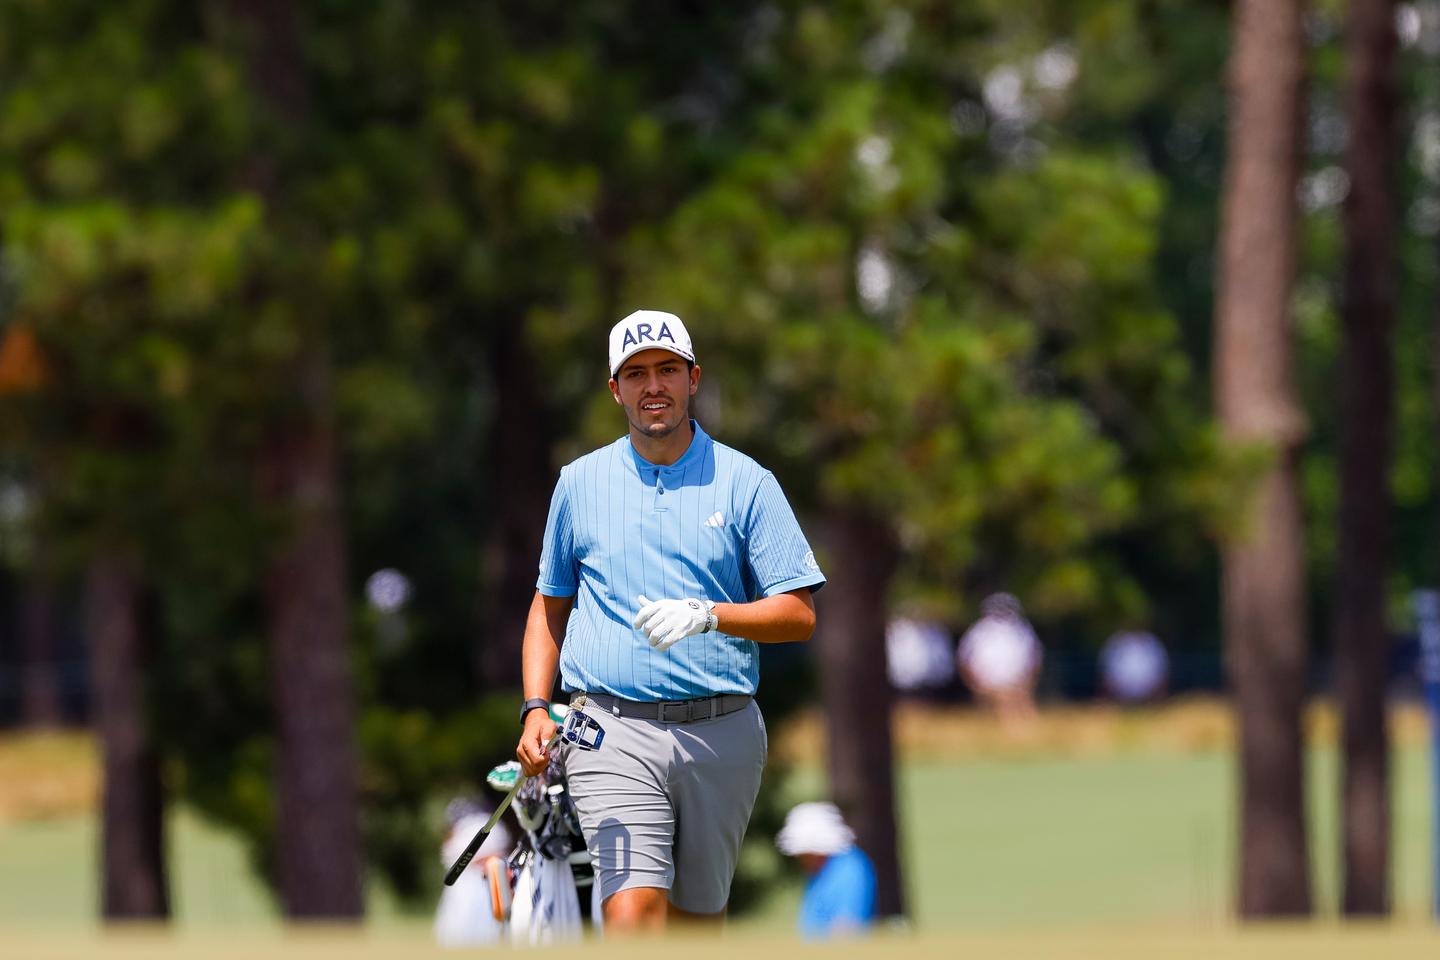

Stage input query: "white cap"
[
  {"left": 775, "top": 801, "right": 856, "bottom": 857},
  {"left": 608, "top": 310, "right": 695, "bottom": 376}
]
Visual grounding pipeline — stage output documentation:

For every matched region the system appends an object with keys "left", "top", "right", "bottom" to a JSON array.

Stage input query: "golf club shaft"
[{"left": 443, "top": 732, "right": 560, "bottom": 886}]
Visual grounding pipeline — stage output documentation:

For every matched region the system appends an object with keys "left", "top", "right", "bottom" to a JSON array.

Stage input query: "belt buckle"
[{"left": 659, "top": 699, "right": 695, "bottom": 724}]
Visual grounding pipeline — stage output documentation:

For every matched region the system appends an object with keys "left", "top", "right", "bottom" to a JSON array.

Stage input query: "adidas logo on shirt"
[{"left": 703, "top": 512, "right": 725, "bottom": 528}]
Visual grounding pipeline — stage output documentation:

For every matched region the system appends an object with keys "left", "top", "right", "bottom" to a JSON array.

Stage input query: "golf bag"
[{"left": 484, "top": 707, "right": 600, "bottom": 942}]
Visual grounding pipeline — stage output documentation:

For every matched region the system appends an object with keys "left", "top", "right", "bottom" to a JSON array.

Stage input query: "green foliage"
[
  {"left": 0, "top": 0, "right": 515, "bottom": 905},
  {"left": 625, "top": 1, "right": 1239, "bottom": 636},
  {"left": 0, "top": 0, "right": 811, "bottom": 910}
]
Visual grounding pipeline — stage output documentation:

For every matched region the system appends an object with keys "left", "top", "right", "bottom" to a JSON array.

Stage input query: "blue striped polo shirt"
[{"left": 536, "top": 420, "right": 826, "bottom": 701}]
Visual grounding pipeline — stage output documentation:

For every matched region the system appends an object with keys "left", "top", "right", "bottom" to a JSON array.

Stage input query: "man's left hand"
[{"left": 634, "top": 595, "right": 716, "bottom": 652}]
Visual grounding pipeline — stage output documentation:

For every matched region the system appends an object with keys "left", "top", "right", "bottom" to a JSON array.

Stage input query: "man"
[
  {"left": 957, "top": 592, "right": 1043, "bottom": 729},
  {"left": 775, "top": 801, "right": 876, "bottom": 939},
  {"left": 514, "top": 309, "right": 825, "bottom": 932}
]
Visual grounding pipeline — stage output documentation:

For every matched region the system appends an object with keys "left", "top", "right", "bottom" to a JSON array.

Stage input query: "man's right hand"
[{"left": 516, "top": 708, "right": 558, "bottom": 777}]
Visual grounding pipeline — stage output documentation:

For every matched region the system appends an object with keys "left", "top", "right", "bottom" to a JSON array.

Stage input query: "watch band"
[
  {"left": 519, "top": 697, "right": 551, "bottom": 726},
  {"left": 703, "top": 599, "right": 719, "bottom": 633}
]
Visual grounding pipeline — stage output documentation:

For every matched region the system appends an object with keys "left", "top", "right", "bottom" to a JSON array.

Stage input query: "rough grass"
[
  {"left": 0, "top": 731, "right": 96, "bottom": 822},
  {"left": 772, "top": 696, "right": 1433, "bottom": 763},
  {"left": 4, "top": 697, "right": 1425, "bottom": 822}
]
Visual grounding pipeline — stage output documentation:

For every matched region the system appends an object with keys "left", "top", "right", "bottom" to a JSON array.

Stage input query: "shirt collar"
[{"left": 627, "top": 419, "right": 710, "bottom": 473}]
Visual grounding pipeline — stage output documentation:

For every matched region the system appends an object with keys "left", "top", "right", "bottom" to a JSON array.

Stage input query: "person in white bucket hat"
[
  {"left": 776, "top": 801, "right": 876, "bottom": 939},
  {"left": 515, "top": 308, "right": 826, "bottom": 932}
]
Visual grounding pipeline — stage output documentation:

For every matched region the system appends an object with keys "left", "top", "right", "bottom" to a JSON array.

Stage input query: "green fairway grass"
[
  {"left": 763, "top": 743, "right": 1433, "bottom": 931},
  {"left": 891, "top": 743, "right": 1433, "bottom": 928},
  {"left": 0, "top": 739, "right": 1432, "bottom": 934}
]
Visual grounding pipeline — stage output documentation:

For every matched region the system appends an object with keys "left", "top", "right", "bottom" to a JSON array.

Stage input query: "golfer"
[{"left": 515, "top": 309, "right": 825, "bottom": 931}]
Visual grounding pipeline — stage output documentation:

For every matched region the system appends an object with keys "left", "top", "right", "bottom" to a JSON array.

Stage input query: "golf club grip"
[
  {"left": 443, "top": 827, "right": 493, "bottom": 886},
  {"left": 443, "top": 732, "right": 561, "bottom": 886},
  {"left": 443, "top": 783, "right": 519, "bottom": 886}
]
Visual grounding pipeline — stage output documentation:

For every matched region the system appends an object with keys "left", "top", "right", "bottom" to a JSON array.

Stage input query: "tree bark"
[
  {"left": 226, "top": 0, "right": 365, "bottom": 919},
  {"left": 478, "top": 320, "right": 550, "bottom": 691},
  {"left": 20, "top": 573, "right": 63, "bottom": 728},
  {"left": 87, "top": 554, "right": 168, "bottom": 920},
  {"left": 260, "top": 366, "right": 364, "bottom": 919},
  {"left": 1214, "top": 0, "right": 1312, "bottom": 918},
  {"left": 818, "top": 506, "right": 905, "bottom": 919},
  {"left": 1336, "top": 0, "right": 1397, "bottom": 917}
]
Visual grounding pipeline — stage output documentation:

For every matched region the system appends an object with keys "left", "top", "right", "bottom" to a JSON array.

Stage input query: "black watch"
[{"left": 519, "top": 698, "right": 551, "bottom": 726}]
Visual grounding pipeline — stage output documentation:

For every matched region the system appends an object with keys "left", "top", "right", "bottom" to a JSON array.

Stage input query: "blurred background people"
[
  {"left": 957, "top": 593, "right": 1043, "bottom": 729},
  {"left": 434, "top": 796, "right": 514, "bottom": 947},
  {"left": 775, "top": 801, "right": 875, "bottom": 940},
  {"left": 886, "top": 616, "right": 955, "bottom": 696},
  {"left": 1099, "top": 630, "right": 1170, "bottom": 704}
]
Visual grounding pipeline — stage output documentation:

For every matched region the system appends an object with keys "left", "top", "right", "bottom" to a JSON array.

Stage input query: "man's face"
[
  {"left": 796, "top": 853, "right": 828, "bottom": 875},
  {"left": 609, "top": 349, "right": 700, "bottom": 440}
]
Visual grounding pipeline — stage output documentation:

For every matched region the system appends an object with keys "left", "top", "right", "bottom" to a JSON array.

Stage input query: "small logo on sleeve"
[
  {"left": 703, "top": 511, "right": 725, "bottom": 528},
  {"left": 803, "top": 550, "right": 819, "bottom": 570}
]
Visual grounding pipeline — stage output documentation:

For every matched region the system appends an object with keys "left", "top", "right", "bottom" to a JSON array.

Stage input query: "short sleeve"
[
  {"left": 536, "top": 470, "right": 578, "bottom": 597},
  {"left": 742, "top": 471, "right": 826, "bottom": 598}
]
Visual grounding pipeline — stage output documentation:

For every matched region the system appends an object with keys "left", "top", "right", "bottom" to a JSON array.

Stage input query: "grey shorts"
[{"left": 563, "top": 694, "right": 767, "bottom": 914}]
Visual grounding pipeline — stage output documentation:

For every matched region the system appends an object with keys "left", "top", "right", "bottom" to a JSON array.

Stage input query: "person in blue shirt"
[
  {"left": 776, "top": 801, "right": 877, "bottom": 939},
  {"left": 514, "top": 309, "right": 826, "bottom": 934}
]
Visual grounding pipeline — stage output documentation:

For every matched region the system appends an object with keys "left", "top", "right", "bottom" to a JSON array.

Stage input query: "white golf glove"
[{"left": 634, "top": 595, "right": 718, "bottom": 652}]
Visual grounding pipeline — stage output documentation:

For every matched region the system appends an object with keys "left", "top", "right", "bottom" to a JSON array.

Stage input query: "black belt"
[{"left": 571, "top": 692, "right": 751, "bottom": 724}]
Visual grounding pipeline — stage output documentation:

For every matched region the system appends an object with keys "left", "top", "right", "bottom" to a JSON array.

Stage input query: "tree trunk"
[
  {"left": 226, "top": 0, "right": 365, "bottom": 920},
  {"left": 87, "top": 554, "right": 168, "bottom": 920},
  {"left": 20, "top": 573, "right": 63, "bottom": 727},
  {"left": 818, "top": 506, "right": 905, "bottom": 919},
  {"left": 260, "top": 362, "right": 364, "bottom": 920},
  {"left": 1214, "top": 0, "right": 1312, "bottom": 918},
  {"left": 1336, "top": 0, "right": 1397, "bottom": 917},
  {"left": 478, "top": 320, "right": 550, "bottom": 691}
]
